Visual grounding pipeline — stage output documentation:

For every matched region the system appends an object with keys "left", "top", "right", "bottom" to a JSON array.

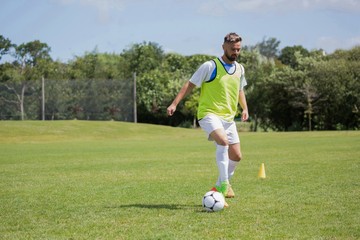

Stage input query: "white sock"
[
  {"left": 215, "top": 144, "right": 229, "bottom": 185},
  {"left": 228, "top": 159, "right": 240, "bottom": 180},
  {"left": 217, "top": 159, "right": 240, "bottom": 185}
]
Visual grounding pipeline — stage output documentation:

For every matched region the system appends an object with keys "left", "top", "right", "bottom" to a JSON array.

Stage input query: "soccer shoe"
[
  {"left": 219, "top": 181, "right": 229, "bottom": 196},
  {"left": 225, "top": 184, "right": 235, "bottom": 198},
  {"left": 211, "top": 181, "right": 230, "bottom": 207},
  {"left": 212, "top": 181, "right": 230, "bottom": 197}
]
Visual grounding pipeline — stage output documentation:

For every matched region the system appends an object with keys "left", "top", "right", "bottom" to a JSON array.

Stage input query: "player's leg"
[
  {"left": 209, "top": 127, "right": 229, "bottom": 146},
  {"left": 225, "top": 143, "right": 241, "bottom": 198},
  {"left": 209, "top": 128, "right": 230, "bottom": 193},
  {"left": 225, "top": 121, "right": 242, "bottom": 198},
  {"left": 199, "top": 115, "right": 230, "bottom": 188},
  {"left": 207, "top": 128, "right": 231, "bottom": 207},
  {"left": 198, "top": 115, "right": 230, "bottom": 207},
  {"left": 228, "top": 142, "right": 242, "bottom": 178}
]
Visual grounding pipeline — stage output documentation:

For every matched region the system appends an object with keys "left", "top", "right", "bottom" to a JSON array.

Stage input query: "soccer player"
[{"left": 167, "top": 32, "right": 249, "bottom": 207}]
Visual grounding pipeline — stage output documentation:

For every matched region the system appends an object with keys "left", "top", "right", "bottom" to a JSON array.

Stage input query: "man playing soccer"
[{"left": 167, "top": 32, "right": 249, "bottom": 207}]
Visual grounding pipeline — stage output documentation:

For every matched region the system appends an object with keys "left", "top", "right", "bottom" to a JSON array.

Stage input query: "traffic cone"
[{"left": 258, "top": 163, "right": 266, "bottom": 179}]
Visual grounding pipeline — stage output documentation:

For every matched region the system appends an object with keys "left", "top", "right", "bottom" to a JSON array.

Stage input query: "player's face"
[{"left": 223, "top": 41, "right": 241, "bottom": 63}]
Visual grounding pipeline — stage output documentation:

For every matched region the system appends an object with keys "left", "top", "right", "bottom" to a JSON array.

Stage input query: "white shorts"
[{"left": 198, "top": 114, "right": 240, "bottom": 144}]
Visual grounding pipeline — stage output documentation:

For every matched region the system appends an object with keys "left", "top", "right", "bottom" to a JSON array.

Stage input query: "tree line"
[{"left": 0, "top": 35, "right": 359, "bottom": 131}]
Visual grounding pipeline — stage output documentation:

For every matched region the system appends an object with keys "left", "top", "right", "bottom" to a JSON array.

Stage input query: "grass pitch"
[{"left": 0, "top": 121, "right": 359, "bottom": 239}]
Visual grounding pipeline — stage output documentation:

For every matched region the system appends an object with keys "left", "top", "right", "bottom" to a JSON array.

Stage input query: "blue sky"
[{"left": 1, "top": 0, "right": 360, "bottom": 62}]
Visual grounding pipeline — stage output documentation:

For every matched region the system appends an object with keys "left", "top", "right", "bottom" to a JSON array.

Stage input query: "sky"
[{"left": 1, "top": 0, "right": 360, "bottom": 62}]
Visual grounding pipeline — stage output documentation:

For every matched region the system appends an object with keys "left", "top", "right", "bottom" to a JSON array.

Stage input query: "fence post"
[
  {"left": 42, "top": 76, "right": 45, "bottom": 120},
  {"left": 133, "top": 72, "right": 137, "bottom": 123}
]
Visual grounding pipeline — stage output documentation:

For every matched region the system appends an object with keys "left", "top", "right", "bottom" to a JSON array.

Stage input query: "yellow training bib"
[{"left": 197, "top": 58, "right": 242, "bottom": 122}]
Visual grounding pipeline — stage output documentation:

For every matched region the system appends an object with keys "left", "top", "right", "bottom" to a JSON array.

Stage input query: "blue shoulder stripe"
[{"left": 205, "top": 59, "right": 217, "bottom": 83}]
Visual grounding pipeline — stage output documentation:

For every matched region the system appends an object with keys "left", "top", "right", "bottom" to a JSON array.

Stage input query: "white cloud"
[
  {"left": 56, "top": 0, "right": 360, "bottom": 19},
  {"left": 198, "top": 0, "right": 360, "bottom": 15},
  {"left": 313, "top": 0, "right": 360, "bottom": 12}
]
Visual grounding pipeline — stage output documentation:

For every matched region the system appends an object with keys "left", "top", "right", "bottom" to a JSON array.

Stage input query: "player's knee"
[
  {"left": 234, "top": 152, "right": 242, "bottom": 161},
  {"left": 238, "top": 152, "right": 243, "bottom": 161},
  {"left": 230, "top": 151, "right": 242, "bottom": 161},
  {"left": 216, "top": 139, "right": 229, "bottom": 146}
]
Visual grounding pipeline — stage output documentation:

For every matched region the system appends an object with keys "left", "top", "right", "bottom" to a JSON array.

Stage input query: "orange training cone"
[{"left": 258, "top": 163, "right": 266, "bottom": 179}]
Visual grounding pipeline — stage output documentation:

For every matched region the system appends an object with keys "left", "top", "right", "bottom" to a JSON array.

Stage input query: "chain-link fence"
[{"left": 0, "top": 78, "right": 135, "bottom": 121}]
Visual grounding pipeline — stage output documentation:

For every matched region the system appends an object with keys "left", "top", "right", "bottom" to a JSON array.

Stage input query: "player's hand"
[
  {"left": 241, "top": 109, "right": 249, "bottom": 121},
  {"left": 167, "top": 104, "right": 176, "bottom": 116}
]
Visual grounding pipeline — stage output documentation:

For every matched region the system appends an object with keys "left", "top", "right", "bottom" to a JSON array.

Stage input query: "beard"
[{"left": 225, "top": 52, "right": 237, "bottom": 62}]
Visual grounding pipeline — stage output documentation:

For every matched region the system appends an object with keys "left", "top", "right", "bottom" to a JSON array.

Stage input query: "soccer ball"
[{"left": 202, "top": 191, "right": 225, "bottom": 212}]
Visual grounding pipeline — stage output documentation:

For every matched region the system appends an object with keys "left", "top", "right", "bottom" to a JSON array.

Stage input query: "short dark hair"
[{"left": 224, "top": 32, "right": 242, "bottom": 43}]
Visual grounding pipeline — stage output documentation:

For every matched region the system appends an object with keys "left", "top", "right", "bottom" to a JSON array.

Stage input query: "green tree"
[
  {"left": 163, "top": 53, "right": 189, "bottom": 75},
  {"left": 15, "top": 40, "right": 51, "bottom": 68},
  {"left": 67, "top": 51, "right": 128, "bottom": 80},
  {"left": 95, "top": 53, "right": 128, "bottom": 79},
  {"left": 265, "top": 66, "right": 302, "bottom": 131},
  {"left": 68, "top": 50, "right": 98, "bottom": 80},
  {"left": 1, "top": 40, "right": 52, "bottom": 120},
  {"left": 121, "top": 41, "right": 164, "bottom": 76},
  {"left": 279, "top": 45, "right": 310, "bottom": 69},
  {"left": 240, "top": 49, "right": 276, "bottom": 131},
  {"left": 0, "top": 35, "right": 13, "bottom": 61},
  {"left": 249, "top": 37, "right": 281, "bottom": 59},
  {"left": 261, "top": 51, "right": 326, "bottom": 131},
  {"left": 309, "top": 47, "right": 360, "bottom": 129}
]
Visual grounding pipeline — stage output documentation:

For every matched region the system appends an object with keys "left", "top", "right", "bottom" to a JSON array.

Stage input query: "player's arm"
[
  {"left": 239, "top": 90, "right": 249, "bottom": 121},
  {"left": 167, "top": 81, "right": 196, "bottom": 116}
]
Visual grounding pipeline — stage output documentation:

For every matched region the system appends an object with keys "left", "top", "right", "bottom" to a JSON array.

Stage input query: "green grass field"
[{"left": 0, "top": 121, "right": 359, "bottom": 239}]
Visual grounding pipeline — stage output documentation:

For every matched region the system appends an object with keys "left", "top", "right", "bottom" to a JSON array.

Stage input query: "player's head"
[
  {"left": 224, "top": 32, "right": 242, "bottom": 44},
  {"left": 222, "top": 32, "right": 242, "bottom": 62}
]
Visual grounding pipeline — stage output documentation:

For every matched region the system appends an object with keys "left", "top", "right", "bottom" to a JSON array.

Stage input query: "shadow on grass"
[{"left": 108, "top": 203, "right": 201, "bottom": 211}]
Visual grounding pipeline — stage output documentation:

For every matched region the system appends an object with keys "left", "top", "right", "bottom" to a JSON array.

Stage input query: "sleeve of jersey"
[
  {"left": 240, "top": 64, "right": 247, "bottom": 90},
  {"left": 189, "top": 61, "right": 214, "bottom": 87}
]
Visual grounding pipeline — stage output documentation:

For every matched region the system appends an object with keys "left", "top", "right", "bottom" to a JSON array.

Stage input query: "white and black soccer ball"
[{"left": 202, "top": 191, "right": 225, "bottom": 212}]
